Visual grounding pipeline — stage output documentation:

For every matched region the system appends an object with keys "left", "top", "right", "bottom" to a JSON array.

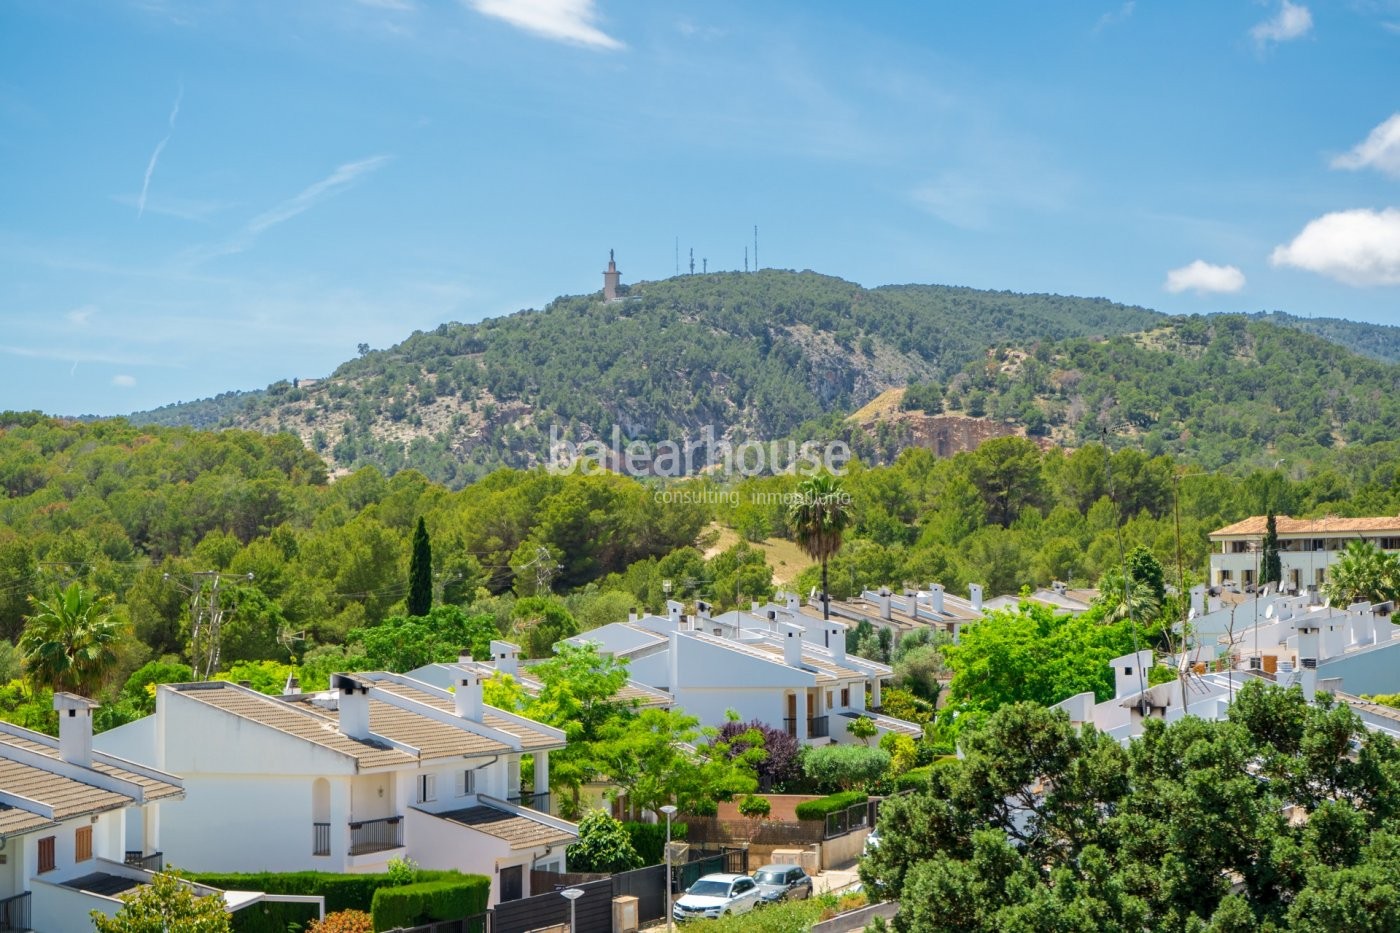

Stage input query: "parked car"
[
  {"left": 863, "top": 829, "right": 880, "bottom": 856},
  {"left": 672, "top": 873, "right": 763, "bottom": 921},
  {"left": 752, "top": 864, "right": 813, "bottom": 904}
]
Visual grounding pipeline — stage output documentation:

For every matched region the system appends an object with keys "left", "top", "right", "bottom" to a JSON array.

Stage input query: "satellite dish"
[
  {"left": 1265, "top": 605, "right": 1275, "bottom": 619},
  {"left": 1188, "top": 608, "right": 1197, "bottom": 621}
]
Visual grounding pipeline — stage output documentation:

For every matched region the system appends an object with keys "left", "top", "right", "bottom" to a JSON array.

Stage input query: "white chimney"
[
  {"left": 929, "top": 584, "right": 945, "bottom": 614},
  {"left": 282, "top": 674, "right": 301, "bottom": 696},
  {"left": 1113, "top": 650, "right": 1153, "bottom": 701},
  {"left": 1190, "top": 584, "right": 1206, "bottom": 618},
  {"left": 785, "top": 592, "right": 800, "bottom": 612},
  {"left": 628, "top": 608, "right": 639, "bottom": 624},
  {"left": 751, "top": 601, "right": 761, "bottom": 613},
  {"left": 455, "top": 667, "right": 484, "bottom": 722},
  {"left": 968, "top": 583, "right": 984, "bottom": 613},
  {"left": 696, "top": 600, "right": 712, "bottom": 620},
  {"left": 667, "top": 600, "right": 683, "bottom": 626},
  {"left": 827, "top": 621, "right": 847, "bottom": 664},
  {"left": 778, "top": 621, "right": 804, "bottom": 667},
  {"left": 876, "top": 587, "right": 892, "bottom": 621},
  {"left": 54, "top": 693, "right": 95, "bottom": 768},
  {"left": 333, "top": 675, "right": 371, "bottom": 739},
  {"left": 491, "top": 640, "right": 520, "bottom": 678},
  {"left": 1298, "top": 623, "right": 1320, "bottom": 699}
]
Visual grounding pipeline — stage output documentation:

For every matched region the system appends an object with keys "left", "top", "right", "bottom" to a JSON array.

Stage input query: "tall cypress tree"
[
  {"left": 408, "top": 516, "right": 433, "bottom": 617},
  {"left": 1261, "top": 510, "right": 1283, "bottom": 588}
]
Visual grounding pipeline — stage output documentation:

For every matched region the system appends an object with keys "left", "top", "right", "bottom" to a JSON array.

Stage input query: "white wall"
[
  {"left": 626, "top": 652, "right": 670, "bottom": 689},
  {"left": 404, "top": 808, "right": 518, "bottom": 906},
  {"left": 671, "top": 687, "right": 785, "bottom": 731},
  {"left": 30, "top": 877, "right": 119, "bottom": 933}
]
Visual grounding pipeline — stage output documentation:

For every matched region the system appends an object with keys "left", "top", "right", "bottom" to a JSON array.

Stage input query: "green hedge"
[
  {"left": 624, "top": 820, "right": 688, "bottom": 866},
  {"left": 894, "top": 766, "right": 934, "bottom": 792},
  {"left": 372, "top": 877, "right": 490, "bottom": 931},
  {"left": 186, "top": 869, "right": 488, "bottom": 932},
  {"left": 794, "top": 791, "right": 868, "bottom": 821}
]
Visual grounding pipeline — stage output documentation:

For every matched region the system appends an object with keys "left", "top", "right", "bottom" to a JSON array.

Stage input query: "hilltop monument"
[{"left": 603, "top": 249, "right": 621, "bottom": 301}]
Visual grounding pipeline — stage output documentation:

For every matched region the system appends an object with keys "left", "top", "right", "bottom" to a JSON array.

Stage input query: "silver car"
[
  {"left": 672, "top": 873, "right": 763, "bottom": 921},
  {"left": 752, "top": 864, "right": 813, "bottom": 904}
]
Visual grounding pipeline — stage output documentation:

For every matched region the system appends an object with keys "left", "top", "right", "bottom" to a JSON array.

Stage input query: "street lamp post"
[
  {"left": 661, "top": 804, "right": 678, "bottom": 933},
  {"left": 561, "top": 887, "right": 584, "bottom": 933}
]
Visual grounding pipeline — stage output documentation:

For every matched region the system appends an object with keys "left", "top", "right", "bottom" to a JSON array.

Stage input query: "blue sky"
[{"left": 2, "top": 0, "right": 1399, "bottom": 416}]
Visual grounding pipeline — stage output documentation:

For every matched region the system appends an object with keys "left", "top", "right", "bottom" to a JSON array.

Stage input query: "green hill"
[
  {"left": 129, "top": 270, "right": 1163, "bottom": 485},
  {"left": 1247, "top": 310, "right": 1400, "bottom": 365},
  {"left": 915, "top": 314, "right": 1400, "bottom": 470}
]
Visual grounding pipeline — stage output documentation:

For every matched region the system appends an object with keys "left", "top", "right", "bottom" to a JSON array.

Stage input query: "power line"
[{"left": 164, "top": 571, "right": 253, "bottom": 681}]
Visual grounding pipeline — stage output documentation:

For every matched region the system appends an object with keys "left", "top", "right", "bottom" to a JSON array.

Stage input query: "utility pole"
[{"left": 165, "top": 571, "right": 253, "bottom": 680}]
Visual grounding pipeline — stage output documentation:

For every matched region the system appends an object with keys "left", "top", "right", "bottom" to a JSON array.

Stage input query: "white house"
[
  {"left": 410, "top": 640, "right": 672, "bottom": 714},
  {"left": 1209, "top": 514, "right": 1400, "bottom": 591},
  {"left": 96, "top": 672, "right": 577, "bottom": 906},
  {"left": 572, "top": 609, "right": 922, "bottom": 745}
]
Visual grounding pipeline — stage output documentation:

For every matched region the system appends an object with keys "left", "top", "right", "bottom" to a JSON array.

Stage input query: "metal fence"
[
  {"left": 0, "top": 892, "right": 29, "bottom": 932},
  {"left": 493, "top": 878, "right": 613, "bottom": 933},
  {"left": 824, "top": 802, "right": 871, "bottom": 840}
]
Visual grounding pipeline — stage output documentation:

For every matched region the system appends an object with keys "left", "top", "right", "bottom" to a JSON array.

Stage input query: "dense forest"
[
  {"left": 8, "top": 409, "right": 1400, "bottom": 738},
  {"left": 900, "top": 314, "right": 1400, "bottom": 472}
]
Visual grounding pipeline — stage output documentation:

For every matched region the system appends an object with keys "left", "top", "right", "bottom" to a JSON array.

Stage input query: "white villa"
[
  {"left": 1209, "top": 514, "right": 1400, "bottom": 591},
  {"left": 96, "top": 671, "right": 577, "bottom": 906},
  {"left": 569, "top": 598, "right": 923, "bottom": 745}
]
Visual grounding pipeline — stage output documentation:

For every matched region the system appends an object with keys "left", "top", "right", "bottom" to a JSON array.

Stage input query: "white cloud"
[
  {"left": 190, "top": 155, "right": 392, "bottom": 262},
  {"left": 137, "top": 83, "right": 184, "bottom": 219},
  {"left": 65, "top": 305, "right": 98, "bottom": 326},
  {"left": 1332, "top": 113, "right": 1400, "bottom": 178},
  {"left": 468, "top": 0, "right": 623, "bottom": 49},
  {"left": 111, "top": 374, "right": 137, "bottom": 388},
  {"left": 1163, "top": 260, "right": 1246, "bottom": 294},
  {"left": 1270, "top": 208, "right": 1400, "bottom": 286},
  {"left": 1251, "top": 0, "right": 1313, "bottom": 46},
  {"left": 1093, "top": 1, "right": 1135, "bottom": 34}
]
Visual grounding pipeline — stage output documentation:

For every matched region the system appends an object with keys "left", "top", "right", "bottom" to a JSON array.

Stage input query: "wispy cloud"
[
  {"left": 137, "top": 82, "right": 183, "bottom": 219},
  {"left": 65, "top": 304, "right": 98, "bottom": 327},
  {"left": 1332, "top": 113, "right": 1400, "bottom": 178},
  {"left": 111, "top": 374, "right": 137, "bottom": 388},
  {"left": 1251, "top": 0, "right": 1313, "bottom": 47},
  {"left": 192, "top": 155, "right": 392, "bottom": 261},
  {"left": 1093, "top": 1, "right": 1135, "bottom": 35},
  {"left": 468, "top": 0, "right": 624, "bottom": 50},
  {"left": 1163, "top": 260, "right": 1246, "bottom": 294},
  {"left": 1270, "top": 208, "right": 1400, "bottom": 286},
  {"left": 111, "top": 192, "right": 229, "bottom": 222}
]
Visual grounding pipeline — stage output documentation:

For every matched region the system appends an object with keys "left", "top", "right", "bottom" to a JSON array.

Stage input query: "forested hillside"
[
  {"left": 899, "top": 314, "right": 1400, "bottom": 471},
  {"left": 129, "top": 271, "right": 1164, "bottom": 486},
  {"left": 9, "top": 410, "right": 1400, "bottom": 739},
  {"left": 1249, "top": 310, "right": 1400, "bottom": 365}
]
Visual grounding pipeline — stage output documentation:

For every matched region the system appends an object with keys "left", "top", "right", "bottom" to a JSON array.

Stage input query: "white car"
[{"left": 672, "top": 873, "right": 763, "bottom": 922}]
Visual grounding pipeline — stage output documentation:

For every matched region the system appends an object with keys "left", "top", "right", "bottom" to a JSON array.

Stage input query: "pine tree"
[
  {"left": 1261, "top": 510, "right": 1282, "bottom": 588},
  {"left": 408, "top": 517, "right": 432, "bottom": 617}
]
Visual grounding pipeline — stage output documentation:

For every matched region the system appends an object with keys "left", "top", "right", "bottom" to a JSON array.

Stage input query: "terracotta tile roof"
[
  {"left": 1211, "top": 515, "right": 1400, "bottom": 538},
  {"left": 365, "top": 679, "right": 562, "bottom": 751},
  {"left": 172, "top": 683, "right": 416, "bottom": 770},
  {"left": 433, "top": 805, "right": 576, "bottom": 850},
  {"left": 0, "top": 757, "right": 132, "bottom": 836},
  {"left": 299, "top": 701, "right": 513, "bottom": 761},
  {"left": 0, "top": 733, "right": 182, "bottom": 803},
  {"left": 691, "top": 633, "right": 869, "bottom": 682}
]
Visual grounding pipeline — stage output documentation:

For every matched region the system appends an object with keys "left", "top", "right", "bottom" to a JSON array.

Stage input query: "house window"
[
  {"left": 1123, "top": 667, "right": 1133, "bottom": 677},
  {"left": 75, "top": 825, "right": 93, "bottom": 862},
  {"left": 418, "top": 774, "right": 437, "bottom": 804},
  {"left": 840, "top": 687, "right": 850, "bottom": 708},
  {"left": 455, "top": 769, "right": 476, "bottom": 797},
  {"left": 38, "top": 836, "right": 55, "bottom": 873}
]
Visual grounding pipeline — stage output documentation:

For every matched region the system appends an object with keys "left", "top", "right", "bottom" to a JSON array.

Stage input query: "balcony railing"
[
  {"left": 783, "top": 717, "right": 797, "bottom": 737},
  {"left": 313, "top": 822, "right": 331, "bottom": 857},
  {"left": 124, "top": 851, "right": 164, "bottom": 872},
  {"left": 808, "top": 715, "right": 830, "bottom": 739},
  {"left": 507, "top": 792, "right": 551, "bottom": 814},
  {"left": 0, "top": 892, "right": 30, "bottom": 932},
  {"left": 349, "top": 816, "right": 403, "bottom": 856}
]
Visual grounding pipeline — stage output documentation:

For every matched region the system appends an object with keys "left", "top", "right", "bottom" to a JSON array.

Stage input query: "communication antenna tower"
[
  {"left": 703, "top": 258, "right": 708, "bottom": 274},
  {"left": 744, "top": 247, "right": 748, "bottom": 273},
  {"left": 689, "top": 248, "right": 695, "bottom": 275}
]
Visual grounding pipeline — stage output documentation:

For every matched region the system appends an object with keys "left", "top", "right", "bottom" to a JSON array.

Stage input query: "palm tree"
[
  {"left": 788, "top": 473, "right": 852, "bottom": 620},
  {"left": 19, "top": 583, "right": 123, "bottom": 695},
  {"left": 1324, "top": 539, "right": 1400, "bottom": 607}
]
